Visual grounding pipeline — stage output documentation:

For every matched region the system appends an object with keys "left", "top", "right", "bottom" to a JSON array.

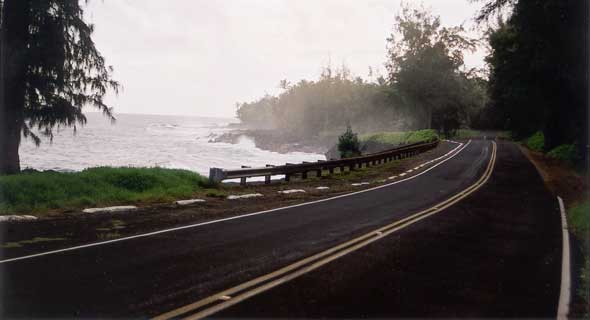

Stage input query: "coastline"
[{"left": 209, "top": 128, "right": 335, "bottom": 155}]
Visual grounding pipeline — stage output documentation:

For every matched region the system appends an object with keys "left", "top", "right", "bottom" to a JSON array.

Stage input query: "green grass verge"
[
  {"left": 569, "top": 200, "right": 590, "bottom": 317},
  {"left": 360, "top": 129, "right": 438, "bottom": 145},
  {"left": 0, "top": 167, "right": 212, "bottom": 214},
  {"left": 450, "top": 129, "right": 512, "bottom": 140}
]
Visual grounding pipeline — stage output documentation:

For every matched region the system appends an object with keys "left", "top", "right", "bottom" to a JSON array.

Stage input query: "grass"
[
  {"left": 450, "top": 129, "right": 512, "bottom": 140},
  {"left": 360, "top": 129, "right": 438, "bottom": 145},
  {"left": 1, "top": 237, "right": 67, "bottom": 249},
  {"left": 0, "top": 167, "right": 212, "bottom": 214},
  {"left": 568, "top": 200, "right": 590, "bottom": 317}
]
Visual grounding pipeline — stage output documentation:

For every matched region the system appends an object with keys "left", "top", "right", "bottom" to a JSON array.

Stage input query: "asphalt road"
[{"left": 0, "top": 140, "right": 561, "bottom": 318}]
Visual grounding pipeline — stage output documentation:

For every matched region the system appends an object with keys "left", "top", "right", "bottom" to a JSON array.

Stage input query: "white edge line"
[
  {"left": 557, "top": 196, "right": 571, "bottom": 320},
  {"left": 0, "top": 140, "right": 472, "bottom": 264}
]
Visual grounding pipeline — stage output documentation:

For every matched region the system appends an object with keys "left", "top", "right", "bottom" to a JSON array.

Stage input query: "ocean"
[{"left": 19, "top": 113, "right": 326, "bottom": 179}]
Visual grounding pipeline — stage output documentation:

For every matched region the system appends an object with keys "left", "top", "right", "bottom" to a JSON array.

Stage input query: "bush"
[
  {"left": 405, "top": 129, "right": 439, "bottom": 143},
  {"left": 0, "top": 167, "right": 210, "bottom": 214},
  {"left": 547, "top": 144, "right": 578, "bottom": 163},
  {"left": 525, "top": 131, "right": 545, "bottom": 152},
  {"left": 338, "top": 125, "right": 361, "bottom": 158}
]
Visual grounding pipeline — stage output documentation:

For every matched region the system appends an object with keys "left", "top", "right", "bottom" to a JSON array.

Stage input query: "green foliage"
[
  {"left": 236, "top": 65, "right": 400, "bottom": 139},
  {"left": 568, "top": 199, "right": 590, "bottom": 319},
  {"left": 525, "top": 131, "right": 544, "bottom": 152},
  {"left": 0, "top": 167, "right": 210, "bottom": 214},
  {"left": 483, "top": 0, "right": 587, "bottom": 159},
  {"left": 338, "top": 125, "right": 361, "bottom": 158},
  {"left": 547, "top": 144, "right": 578, "bottom": 163},
  {"left": 385, "top": 4, "right": 484, "bottom": 131},
  {"left": 449, "top": 129, "right": 511, "bottom": 140},
  {"left": 2, "top": 0, "right": 119, "bottom": 144},
  {"left": 361, "top": 129, "right": 438, "bottom": 145}
]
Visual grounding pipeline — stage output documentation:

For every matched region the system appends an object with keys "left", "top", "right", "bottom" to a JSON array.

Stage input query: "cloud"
[{"left": 85, "top": 0, "right": 485, "bottom": 118}]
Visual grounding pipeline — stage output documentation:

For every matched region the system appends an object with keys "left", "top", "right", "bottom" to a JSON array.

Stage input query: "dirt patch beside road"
[{"left": 520, "top": 146, "right": 587, "bottom": 206}]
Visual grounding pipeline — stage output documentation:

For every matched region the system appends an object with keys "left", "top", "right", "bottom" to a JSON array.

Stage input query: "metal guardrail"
[{"left": 209, "top": 139, "right": 439, "bottom": 185}]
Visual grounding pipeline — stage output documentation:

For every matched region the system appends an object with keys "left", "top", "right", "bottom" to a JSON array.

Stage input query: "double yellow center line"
[{"left": 154, "top": 141, "right": 497, "bottom": 320}]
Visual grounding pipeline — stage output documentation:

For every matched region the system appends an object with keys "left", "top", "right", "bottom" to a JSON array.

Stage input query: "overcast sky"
[{"left": 85, "top": 0, "right": 487, "bottom": 118}]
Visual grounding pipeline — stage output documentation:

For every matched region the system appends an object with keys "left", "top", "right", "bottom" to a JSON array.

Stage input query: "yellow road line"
[{"left": 154, "top": 141, "right": 497, "bottom": 320}]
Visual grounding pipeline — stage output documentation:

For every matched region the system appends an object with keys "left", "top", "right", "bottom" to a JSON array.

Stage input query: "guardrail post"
[
  {"left": 265, "top": 165, "right": 274, "bottom": 185},
  {"left": 340, "top": 165, "right": 345, "bottom": 173},
  {"left": 285, "top": 173, "right": 291, "bottom": 182},
  {"left": 302, "top": 171, "right": 308, "bottom": 179},
  {"left": 209, "top": 168, "right": 226, "bottom": 183},
  {"left": 329, "top": 167, "right": 334, "bottom": 174},
  {"left": 316, "top": 169, "right": 322, "bottom": 178},
  {"left": 240, "top": 166, "right": 250, "bottom": 185}
]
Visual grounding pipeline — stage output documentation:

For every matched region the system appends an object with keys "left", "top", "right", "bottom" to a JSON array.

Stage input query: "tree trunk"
[{"left": 0, "top": 0, "right": 29, "bottom": 174}]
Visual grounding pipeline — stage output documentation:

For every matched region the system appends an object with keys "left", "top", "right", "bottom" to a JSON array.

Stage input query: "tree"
[
  {"left": 481, "top": 0, "right": 588, "bottom": 161},
  {"left": 385, "top": 4, "right": 476, "bottom": 129},
  {"left": 0, "top": 0, "right": 118, "bottom": 174},
  {"left": 337, "top": 124, "right": 361, "bottom": 159}
]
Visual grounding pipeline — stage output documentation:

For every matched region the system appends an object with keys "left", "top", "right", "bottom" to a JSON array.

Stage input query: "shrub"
[
  {"left": 405, "top": 129, "right": 438, "bottom": 143},
  {"left": 525, "top": 131, "right": 544, "bottom": 152},
  {"left": 338, "top": 125, "right": 361, "bottom": 158},
  {"left": 547, "top": 144, "right": 578, "bottom": 163}
]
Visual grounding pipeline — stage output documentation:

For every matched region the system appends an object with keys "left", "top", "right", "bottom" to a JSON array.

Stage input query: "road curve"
[{"left": 1, "top": 140, "right": 500, "bottom": 317}]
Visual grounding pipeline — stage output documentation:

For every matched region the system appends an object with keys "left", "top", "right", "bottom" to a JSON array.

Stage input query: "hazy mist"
[{"left": 86, "top": 0, "right": 486, "bottom": 118}]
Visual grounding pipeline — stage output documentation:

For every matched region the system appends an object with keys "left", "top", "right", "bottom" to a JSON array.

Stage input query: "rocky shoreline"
[
  {"left": 209, "top": 129, "right": 335, "bottom": 155},
  {"left": 209, "top": 127, "right": 403, "bottom": 160}
]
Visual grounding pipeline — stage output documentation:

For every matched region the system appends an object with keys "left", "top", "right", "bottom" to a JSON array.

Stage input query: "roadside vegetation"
[
  {"left": 524, "top": 131, "right": 580, "bottom": 164},
  {"left": 569, "top": 200, "right": 590, "bottom": 318},
  {"left": 360, "top": 129, "right": 438, "bottom": 146},
  {"left": 448, "top": 129, "right": 511, "bottom": 140},
  {"left": 522, "top": 133, "right": 588, "bottom": 317},
  {"left": 337, "top": 125, "right": 361, "bottom": 158},
  {"left": 525, "top": 131, "right": 545, "bottom": 152},
  {"left": 0, "top": 167, "right": 212, "bottom": 214}
]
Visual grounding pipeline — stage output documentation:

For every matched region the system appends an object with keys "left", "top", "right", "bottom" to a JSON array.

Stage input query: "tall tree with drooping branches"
[{"left": 0, "top": 0, "right": 118, "bottom": 174}]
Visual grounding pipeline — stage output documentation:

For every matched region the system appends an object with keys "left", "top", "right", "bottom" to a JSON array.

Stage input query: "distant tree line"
[
  {"left": 236, "top": 4, "right": 488, "bottom": 140},
  {"left": 237, "top": 66, "right": 403, "bottom": 139}
]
